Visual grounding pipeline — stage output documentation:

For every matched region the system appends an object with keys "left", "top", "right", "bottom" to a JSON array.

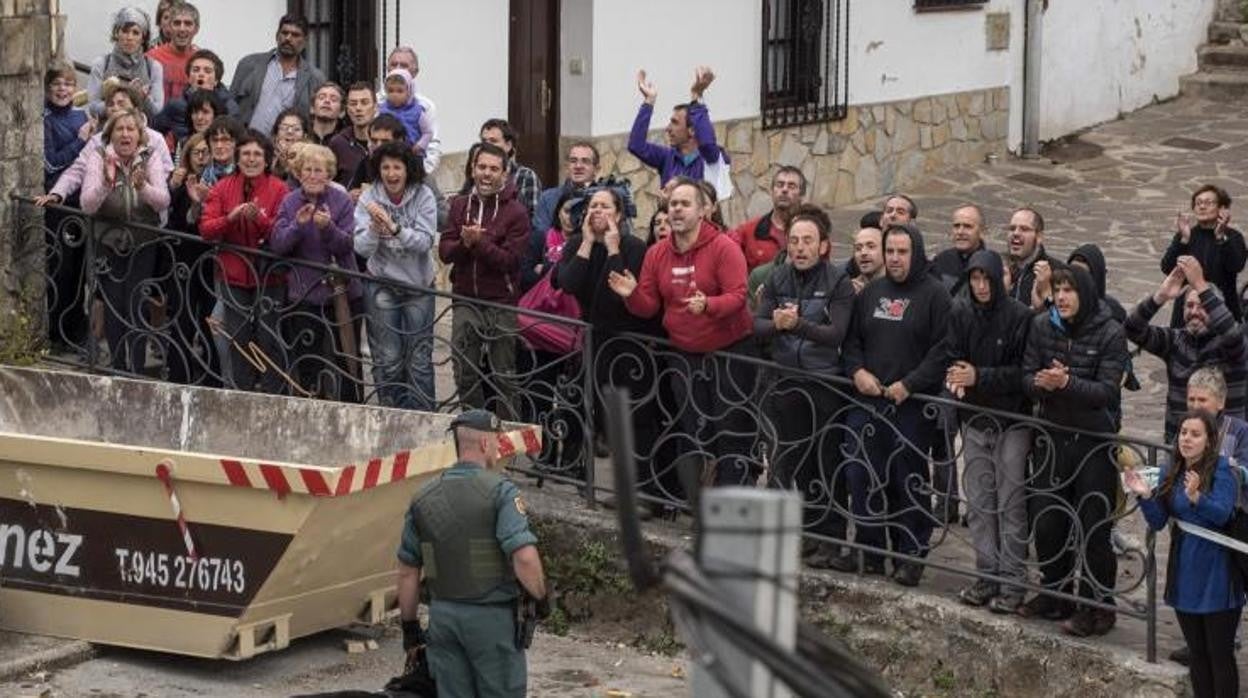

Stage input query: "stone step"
[
  {"left": 1198, "top": 44, "right": 1248, "bottom": 69},
  {"left": 1181, "top": 69, "right": 1248, "bottom": 101},
  {"left": 1208, "top": 20, "right": 1247, "bottom": 44}
]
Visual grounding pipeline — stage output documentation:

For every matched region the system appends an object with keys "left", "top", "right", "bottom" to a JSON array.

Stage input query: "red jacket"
[
  {"left": 625, "top": 220, "right": 752, "bottom": 353},
  {"left": 439, "top": 183, "right": 531, "bottom": 303},
  {"left": 728, "top": 213, "right": 785, "bottom": 271},
  {"left": 199, "top": 172, "right": 289, "bottom": 288}
]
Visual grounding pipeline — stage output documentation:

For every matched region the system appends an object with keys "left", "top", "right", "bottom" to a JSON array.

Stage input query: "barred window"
[
  {"left": 760, "top": 0, "right": 849, "bottom": 129},
  {"left": 914, "top": 0, "right": 988, "bottom": 10}
]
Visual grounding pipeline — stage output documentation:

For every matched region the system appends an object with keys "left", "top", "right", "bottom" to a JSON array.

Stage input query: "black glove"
[{"left": 402, "top": 620, "right": 426, "bottom": 650}]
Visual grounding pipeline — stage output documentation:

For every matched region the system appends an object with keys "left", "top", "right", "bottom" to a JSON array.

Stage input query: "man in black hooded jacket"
[
  {"left": 944, "top": 249, "right": 1033, "bottom": 613},
  {"left": 842, "top": 223, "right": 951, "bottom": 587},
  {"left": 1019, "top": 265, "right": 1128, "bottom": 637}
]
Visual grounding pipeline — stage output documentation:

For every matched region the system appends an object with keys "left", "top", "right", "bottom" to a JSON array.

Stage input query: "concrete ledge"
[{"left": 521, "top": 484, "right": 1190, "bottom": 697}]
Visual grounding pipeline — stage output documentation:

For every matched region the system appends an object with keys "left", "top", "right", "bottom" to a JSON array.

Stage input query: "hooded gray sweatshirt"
[{"left": 353, "top": 182, "right": 439, "bottom": 288}]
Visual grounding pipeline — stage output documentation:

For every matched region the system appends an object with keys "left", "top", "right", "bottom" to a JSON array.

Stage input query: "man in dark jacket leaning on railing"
[
  {"left": 754, "top": 204, "right": 856, "bottom": 571},
  {"left": 1019, "top": 264, "right": 1128, "bottom": 638},
  {"left": 943, "top": 249, "right": 1032, "bottom": 614}
]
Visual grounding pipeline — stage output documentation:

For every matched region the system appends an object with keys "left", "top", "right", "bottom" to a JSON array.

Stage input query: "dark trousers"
[
  {"left": 161, "top": 237, "right": 220, "bottom": 386},
  {"left": 1029, "top": 430, "right": 1119, "bottom": 602},
  {"left": 844, "top": 399, "right": 936, "bottom": 563},
  {"left": 766, "top": 377, "right": 847, "bottom": 539},
  {"left": 666, "top": 339, "right": 758, "bottom": 488},
  {"left": 596, "top": 335, "right": 685, "bottom": 502},
  {"left": 1176, "top": 607, "right": 1242, "bottom": 698},
  {"left": 517, "top": 345, "right": 585, "bottom": 476},
  {"left": 99, "top": 245, "right": 157, "bottom": 374},
  {"left": 45, "top": 205, "right": 88, "bottom": 348},
  {"left": 218, "top": 282, "right": 287, "bottom": 394},
  {"left": 283, "top": 300, "right": 364, "bottom": 403}
]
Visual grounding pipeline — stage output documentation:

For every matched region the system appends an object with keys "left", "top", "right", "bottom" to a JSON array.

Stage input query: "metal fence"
[{"left": 10, "top": 194, "right": 1167, "bottom": 660}]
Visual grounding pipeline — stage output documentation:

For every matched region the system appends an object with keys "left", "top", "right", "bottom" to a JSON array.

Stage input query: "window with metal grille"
[
  {"left": 286, "top": 0, "right": 378, "bottom": 85},
  {"left": 914, "top": 0, "right": 988, "bottom": 10},
  {"left": 761, "top": 0, "right": 849, "bottom": 129}
]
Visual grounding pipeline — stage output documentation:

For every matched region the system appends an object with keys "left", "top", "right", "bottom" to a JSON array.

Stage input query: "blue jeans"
[{"left": 366, "top": 281, "right": 435, "bottom": 411}]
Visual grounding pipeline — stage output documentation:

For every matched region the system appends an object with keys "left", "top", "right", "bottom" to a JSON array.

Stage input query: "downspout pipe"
[{"left": 1022, "top": 0, "right": 1043, "bottom": 157}]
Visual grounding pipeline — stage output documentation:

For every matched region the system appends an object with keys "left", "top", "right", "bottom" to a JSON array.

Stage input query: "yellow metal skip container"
[{"left": 0, "top": 367, "right": 541, "bottom": 659}]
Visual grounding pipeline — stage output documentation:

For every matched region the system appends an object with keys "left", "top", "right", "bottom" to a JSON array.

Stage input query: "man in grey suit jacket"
[{"left": 230, "top": 14, "right": 326, "bottom": 136}]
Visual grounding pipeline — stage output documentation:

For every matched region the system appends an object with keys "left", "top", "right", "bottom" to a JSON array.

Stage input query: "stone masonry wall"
[
  {"left": 0, "top": 1, "right": 59, "bottom": 359},
  {"left": 566, "top": 85, "right": 1010, "bottom": 230}
]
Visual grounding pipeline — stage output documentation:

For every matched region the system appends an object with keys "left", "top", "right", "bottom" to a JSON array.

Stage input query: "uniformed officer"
[{"left": 396, "top": 409, "right": 547, "bottom": 698}]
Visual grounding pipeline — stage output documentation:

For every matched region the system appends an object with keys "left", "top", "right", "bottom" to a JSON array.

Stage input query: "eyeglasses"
[
  {"left": 278, "top": 123, "right": 304, "bottom": 133},
  {"left": 1194, "top": 198, "right": 1220, "bottom": 208},
  {"left": 190, "top": 147, "right": 209, "bottom": 157}
]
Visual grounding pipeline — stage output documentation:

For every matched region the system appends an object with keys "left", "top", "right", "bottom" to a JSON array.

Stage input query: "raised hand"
[
  {"left": 603, "top": 218, "right": 621, "bottom": 254},
  {"left": 691, "top": 65, "right": 716, "bottom": 99},
  {"left": 1122, "top": 468, "right": 1151, "bottom": 498},
  {"left": 1154, "top": 266, "right": 1187, "bottom": 304},
  {"left": 636, "top": 69, "right": 658, "bottom": 105},
  {"left": 295, "top": 202, "right": 316, "bottom": 226},
  {"left": 1216, "top": 208, "right": 1232, "bottom": 241},
  {"left": 1184, "top": 469, "right": 1202, "bottom": 504},
  {"left": 607, "top": 269, "right": 638, "bottom": 298},
  {"left": 1176, "top": 211, "right": 1192, "bottom": 244},
  {"left": 313, "top": 205, "right": 332, "bottom": 230},
  {"left": 1175, "top": 255, "right": 1207, "bottom": 292}
]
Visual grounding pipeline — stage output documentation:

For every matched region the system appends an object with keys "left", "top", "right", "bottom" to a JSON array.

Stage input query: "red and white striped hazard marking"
[
  {"left": 155, "top": 460, "right": 198, "bottom": 560},
  {"left": 217, "top": 426, "right": 542, "bottom": 498}
]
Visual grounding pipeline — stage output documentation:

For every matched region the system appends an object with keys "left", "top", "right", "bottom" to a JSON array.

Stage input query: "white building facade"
[{"left": 59, "top": 0, "right": 1215, "bottom": 223}]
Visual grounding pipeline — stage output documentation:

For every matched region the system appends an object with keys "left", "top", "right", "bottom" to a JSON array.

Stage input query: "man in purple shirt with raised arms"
[{"left": 628, "top": 65, "right": 726, "bottom": 191}]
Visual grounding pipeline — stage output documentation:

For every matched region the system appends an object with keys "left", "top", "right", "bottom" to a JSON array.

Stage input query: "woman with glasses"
[
  {"left": 1161, "top": 184, "right": 1246, "bottom": 326},
  {"left": 271, "top": 108, "right": 311, "bottom": 186}
]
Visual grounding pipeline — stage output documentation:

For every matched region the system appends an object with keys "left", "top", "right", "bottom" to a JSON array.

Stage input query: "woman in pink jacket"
[{"left": 80, "top": 106, "right": 171, "bottom": 373}]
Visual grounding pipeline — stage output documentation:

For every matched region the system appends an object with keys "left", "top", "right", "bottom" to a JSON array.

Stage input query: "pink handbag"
[{"left": 517, "top": 230, "right": 583, "bottom": 354}]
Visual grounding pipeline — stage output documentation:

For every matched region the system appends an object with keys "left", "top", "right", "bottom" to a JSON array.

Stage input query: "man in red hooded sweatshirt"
[
  {"left": 440, "top": 142, "right": 531, "bottom": 417},
  {"left": 608, "top": 176, "right": 755, "bottom": 487}
]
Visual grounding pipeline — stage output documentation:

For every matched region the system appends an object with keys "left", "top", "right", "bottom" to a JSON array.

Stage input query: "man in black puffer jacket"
[
  {"left": 944, "top": 249, "right": 1032, "bottom": 613},
  {"left": 1019, "top": 265, "right": 1128, "bottom": 638},
  {"left": 755, "top": 204, "right": 856, "bottom": 571}
]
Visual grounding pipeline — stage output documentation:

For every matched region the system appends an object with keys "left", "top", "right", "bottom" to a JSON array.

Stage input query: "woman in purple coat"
[{"left": 271, "top": 143, "right": 364, "bottom": 402}]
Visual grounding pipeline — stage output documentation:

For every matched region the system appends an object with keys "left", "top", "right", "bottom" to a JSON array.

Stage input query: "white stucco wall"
[
  {"left": 1038, "top": 0, "right": 1215, "bottom": 141},
  {"left": 386, "top": 0, "right": 510, "bottom": 155},
  {"left": 583, "top": 0, "right": 1024, "bottom": 148},
  {"left": 59, "top": 0, "right": 285, "bottom": 87},
  {"left": 588, "top": 0, "right": 762, "bottom": 136},
  {"left": 560, "top": 0, "right": 594, "bottom": 137}
]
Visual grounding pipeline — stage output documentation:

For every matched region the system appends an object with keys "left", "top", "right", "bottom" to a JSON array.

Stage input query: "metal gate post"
[{"left": 691, "top": 488, "right": 801, "bottom": 698}]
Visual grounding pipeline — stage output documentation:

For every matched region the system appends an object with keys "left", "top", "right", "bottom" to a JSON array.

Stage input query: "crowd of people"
[{"left": 31, "top": 5, "right": 1248, "bottom": 694}]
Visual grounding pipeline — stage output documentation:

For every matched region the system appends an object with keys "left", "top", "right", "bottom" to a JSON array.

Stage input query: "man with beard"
[
  {"left": 439, "top": 143, "right": 531, "bottom": 417},
  {"left": 842, "top": 223, "right": 951, "bottom": 586},
  {"left": 729, "top": 166, "right": 806, "bottom": 271},
  {"left": 231, "top": 15, "right": 326, "bottom": 136},
  {"left": 608, "top": 177, "right": 754, "bottom": 488},
  {"left": 1020, "top": 266, "right": 1128, "bottom": 637},
  {"left": 755, "top": 204, "right": 856, "bottom": 570},
  {"left": 1005, "top": 207, "right": 1053, "bottom": 310},
  {"left": 850, "top": 224, "right": 886, "bottom": 294},
  {"left": 1126, "top": 256, "right": 1247, "bottom": 442},
  {"left": 329, "top": 82, "right": 376, "bottom": 190},
  {"left": 944, "top": 250, "right": 1033, "bottom": 612},
  {"left": 930, "top": 204, "right": 987, "bottom": 297}
]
